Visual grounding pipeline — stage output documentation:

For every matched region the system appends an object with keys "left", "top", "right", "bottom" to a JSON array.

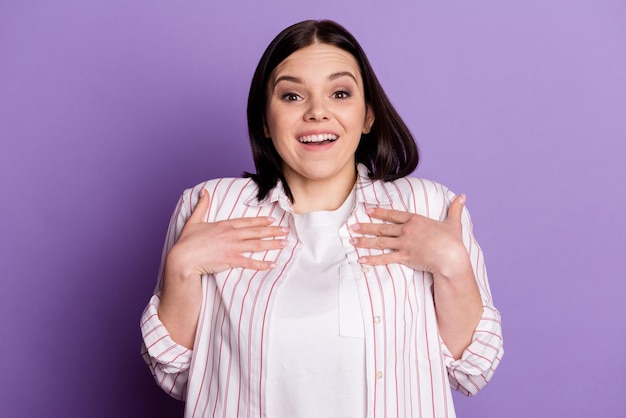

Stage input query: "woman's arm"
[
  {"left": 140, "top": 186, "right": 289, "bottom": 398},
  {"left": 349, "top": 194, "right": 483, "bottom": 358},
  {"left": 157, "top": 188, "right": 289, "bottom": 348}
]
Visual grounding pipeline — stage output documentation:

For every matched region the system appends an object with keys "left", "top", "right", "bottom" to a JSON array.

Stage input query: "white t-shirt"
[{"left": 265, "top": 190, "right": 366, "bottom": 417}]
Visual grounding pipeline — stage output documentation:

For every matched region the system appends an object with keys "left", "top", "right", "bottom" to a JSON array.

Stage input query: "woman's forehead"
[{"left": 271, "top": 44, "right": 362, "bottom": 84}]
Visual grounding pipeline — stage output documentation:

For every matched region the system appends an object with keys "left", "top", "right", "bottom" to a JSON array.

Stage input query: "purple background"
[{"left": 1, "top": 1, "right": 625, "bottom": 417}]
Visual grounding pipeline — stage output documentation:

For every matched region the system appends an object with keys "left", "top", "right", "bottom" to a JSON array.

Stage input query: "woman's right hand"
[
  {"left": 158, "top": 188, "right": 288, "bottom": 348},
  {"left": 165, "top": 188, "right": 289, "bottom": 280}
]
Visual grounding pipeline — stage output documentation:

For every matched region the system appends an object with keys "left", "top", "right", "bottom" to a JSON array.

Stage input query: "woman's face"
[{"left": 264, "top": 43, "right": 374, "bottom": 190}]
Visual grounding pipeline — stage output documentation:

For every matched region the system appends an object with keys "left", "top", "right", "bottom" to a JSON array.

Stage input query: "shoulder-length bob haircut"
[{"left": 245, "top": 19, "right": 419, "bottom": 202}]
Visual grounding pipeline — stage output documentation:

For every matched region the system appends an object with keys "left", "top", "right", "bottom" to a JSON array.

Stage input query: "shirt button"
[
  {"left": 361, "top": 267, "right": 370, "bottom": 274},
  {"left": 376, "top": 371, "right": 384, "bottom": 379},
  {"left": 373, "top": 316, "right": 382, "bottom": 324}
]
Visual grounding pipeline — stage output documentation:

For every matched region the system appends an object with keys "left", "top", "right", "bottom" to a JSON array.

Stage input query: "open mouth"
[{"left": 297, "top": 133, "right": 338, "bottom": 144}]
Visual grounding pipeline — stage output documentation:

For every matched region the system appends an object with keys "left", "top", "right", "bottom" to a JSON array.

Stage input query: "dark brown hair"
[{"left": 245, "top": 19, "right": 419, "bottom": 201}]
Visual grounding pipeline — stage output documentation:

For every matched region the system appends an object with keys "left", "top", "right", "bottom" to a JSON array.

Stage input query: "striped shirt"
[{"left": 140, "top": 164, "right": 504, "bottom": 418}]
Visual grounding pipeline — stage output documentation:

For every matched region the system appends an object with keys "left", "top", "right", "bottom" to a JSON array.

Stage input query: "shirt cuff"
[
  {"left": 140, "top": 293, "right": 193, "bottom": 374},
  {"left": 441, "top": 305, "right": 504, "bottom": 391}
]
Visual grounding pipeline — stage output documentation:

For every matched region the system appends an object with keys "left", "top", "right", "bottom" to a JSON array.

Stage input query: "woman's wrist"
[{"left": 432, "top": 243, "right": 472, "bottom": 280}]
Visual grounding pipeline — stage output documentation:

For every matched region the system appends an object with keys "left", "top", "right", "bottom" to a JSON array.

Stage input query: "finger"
[
  {"left": 188, "top": 188, "right": 211, "bottom": 224},
  {"left": 357, "top": 252, "right": 401, "bottom": 266},
  {"left": 350, "top": 222, "right": 403, "bottom": 237},
  {"left": 236, "top": 226, "right": 289, "bottom": 240},
  {"left": 226, "top": 216, "right": 278, "bottom": 229},
  {"left": 366, "top": 207, "right": 413, "bottom": 224},
  {"left": 236, "top": 237, "right": 289, "bottom": 253},
  {"left": 233, "top": 256, "right": 278, "bottom": 271},
  {"left": 351, "top": 236, "right": 399, "bottom": 251},
  {"left": 446, "top": 194, "right": 466, "bottom": 224}
]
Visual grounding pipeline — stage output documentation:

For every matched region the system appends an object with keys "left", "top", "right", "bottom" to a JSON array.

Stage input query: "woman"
[{"left": 141, "top": 19, "right": 503, "bottom": 418}]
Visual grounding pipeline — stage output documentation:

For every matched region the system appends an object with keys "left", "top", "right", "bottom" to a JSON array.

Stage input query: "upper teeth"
[{"left": 298, "top": 134, "right": 338, "bottom": 143}]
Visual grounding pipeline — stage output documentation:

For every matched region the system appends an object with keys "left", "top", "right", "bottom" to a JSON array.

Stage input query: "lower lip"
[{"left": 298, "top": 140, "right": 337, "bottom": 151}]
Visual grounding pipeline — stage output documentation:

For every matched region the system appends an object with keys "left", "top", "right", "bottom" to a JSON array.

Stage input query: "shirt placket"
[{"left": 343, "top": 208, "right": 387, "bottom": 418}]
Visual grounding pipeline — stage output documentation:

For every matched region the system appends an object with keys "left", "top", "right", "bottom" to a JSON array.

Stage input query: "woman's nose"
[{"left": 304, "top": 97, "right": 329, "bottom": 121}]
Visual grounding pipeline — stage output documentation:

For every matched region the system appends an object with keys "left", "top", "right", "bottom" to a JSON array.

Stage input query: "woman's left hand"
[{"left": 350, "top": 194, "right": 471, "bottom": 278}]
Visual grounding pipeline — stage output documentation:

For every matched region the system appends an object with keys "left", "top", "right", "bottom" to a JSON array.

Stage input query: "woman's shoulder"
[
  {"left": 177, "top": 177, "right": 260, "bottom": 217},
  {"left": 380, "top": 176, "right": 457, "bottom": 219},
  {"left": 388, "top": 176, "right": 451, "bottom": 196},
  {"left": 358, "top": 164, "right": 453, "bottom": 202}
]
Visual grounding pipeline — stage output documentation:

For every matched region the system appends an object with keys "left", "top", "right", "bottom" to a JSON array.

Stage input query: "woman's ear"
[{"left": 362, "top": 105, "right": 375, "bottom": 134}]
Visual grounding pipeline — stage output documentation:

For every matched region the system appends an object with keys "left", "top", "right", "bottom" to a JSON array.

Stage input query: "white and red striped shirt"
[{"left": 141, "top": 164, "right": 503, "bottom": 418}]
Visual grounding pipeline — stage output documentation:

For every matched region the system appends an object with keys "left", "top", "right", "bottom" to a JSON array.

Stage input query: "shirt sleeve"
[
  {"left": 440, "top": 189, "right": 504, "bottom": 396},
  {"left": 139, "top": 188, "right": 199, "bottom": 400},
  {"left": 441, "top": 305, "right": 503, "bottom": 396},
  {"left": 140, "top": 293, "right": 192, "bottom": 400}
]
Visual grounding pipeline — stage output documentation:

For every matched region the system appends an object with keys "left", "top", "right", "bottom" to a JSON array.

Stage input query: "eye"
[
  {"left": 333, "top": 90, "right": 351, "bottom": 99},
  {"left": 281, "top": 92, "right": 302, "bottom": 101}
]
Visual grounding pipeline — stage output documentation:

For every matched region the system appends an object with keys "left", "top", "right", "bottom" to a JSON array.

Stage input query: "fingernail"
[
  {"left": 269, "top": 262, "right": 277, "bottom": 268},
  {"left": 349, "top": 238, "right": 358, "bottom": 245},
  {"left": 280, "top": 226, "right": 289, "bottom": 233},
  {"left": 280, "top": 239, "right": 289, "bottom": 246},
  {"left": 267, "top": 216, "right": 275, "bottom": 222},
  {"left": 459, "top": 194, "right": 466, "bottom": 205},
  {"left": 199, "top": 189, "right": 206, "bottom": 198},
  {"left": 357, "top": 257, "right": 368, "bottom": 264},
  {"left": 366, "top": 208, "right": 375, "bottom": 215},
  {"left": 349, "top": 223, "right": 360, "bottom": 231}
]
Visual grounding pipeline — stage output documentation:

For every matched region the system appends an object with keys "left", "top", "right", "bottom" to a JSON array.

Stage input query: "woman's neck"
[{"left": 286, "top": 170, "right": 357, "bottom": 214}]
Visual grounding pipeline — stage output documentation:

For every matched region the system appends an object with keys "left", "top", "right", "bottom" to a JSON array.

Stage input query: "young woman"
[{"left": 141, "top": 19, "right": 503, "bottom": 418}]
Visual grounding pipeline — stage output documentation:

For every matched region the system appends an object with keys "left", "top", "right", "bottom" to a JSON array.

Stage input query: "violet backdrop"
[{"left": 1, "top": 1, "right": 625, "bottom": 417}]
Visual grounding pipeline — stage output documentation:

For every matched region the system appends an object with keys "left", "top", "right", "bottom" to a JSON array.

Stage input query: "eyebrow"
[{"left": 273, "top": 71, "right": 358, "bottom": 88}]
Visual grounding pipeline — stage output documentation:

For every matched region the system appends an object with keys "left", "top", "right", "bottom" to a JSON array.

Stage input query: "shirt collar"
[
  {"left": 244, "top": 163, "right": 395, "bottom": 210},
  {"left": 354, "top": 163, "right": 394, "bottom": 206},
  {"left": 244, "top": 177, "right": 293, "bottom": 212}
]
